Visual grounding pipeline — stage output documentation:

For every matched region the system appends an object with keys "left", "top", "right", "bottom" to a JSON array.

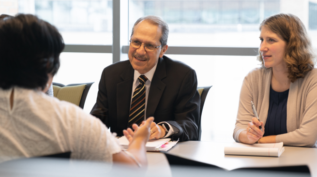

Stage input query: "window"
[
  {"left": 129, "top": 0, "right": 279, "bottom": 47},
  {"left": 4, "top": 0, "right": 317, "bottom": 141},
  {"left": 10, "top": 0, "right": 113, "bottom": 85},
  {"left": 18, "top": 0, "right": 113, "bottom": 45},
  {"left": 128, "top": 0, "right": 316, "bottom": 142},
  {"left": 54, "top": 53, "right": 112, "bottom": 84}
]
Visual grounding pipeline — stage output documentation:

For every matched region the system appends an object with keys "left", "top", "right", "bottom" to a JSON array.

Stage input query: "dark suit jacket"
[{"left": 91, "top": 55, "right": 200, "bottom": 141}]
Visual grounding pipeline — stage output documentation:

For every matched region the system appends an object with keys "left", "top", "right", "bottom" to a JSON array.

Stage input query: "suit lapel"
[
  {"left": 147, "top": 57, "right": 166, "bottom": 117},
  {"left": 117, "top": 63, "right": 134, "bottom": 130}
]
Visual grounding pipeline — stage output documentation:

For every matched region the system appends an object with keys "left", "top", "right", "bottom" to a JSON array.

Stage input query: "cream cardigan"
[{"left": 234, "top": 68, "right": 317, "bottom": 147}]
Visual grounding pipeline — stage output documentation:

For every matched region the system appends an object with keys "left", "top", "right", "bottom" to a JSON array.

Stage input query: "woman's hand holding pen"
[{"left": 246, "top": 117, "right": 264, "bottom": 144}]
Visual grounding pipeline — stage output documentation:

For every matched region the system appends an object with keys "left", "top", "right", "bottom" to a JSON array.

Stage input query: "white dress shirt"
[{"left": 131, "top": 63, "right": 174, "bottom": 138}]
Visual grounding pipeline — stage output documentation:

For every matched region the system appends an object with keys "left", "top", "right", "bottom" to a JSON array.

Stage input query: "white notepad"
[
  {"left": 118, "top": 136, "right": 171, "bottom": 151},
  {"left": 224, "top": 142, "right": 285, "bottom": 157}
]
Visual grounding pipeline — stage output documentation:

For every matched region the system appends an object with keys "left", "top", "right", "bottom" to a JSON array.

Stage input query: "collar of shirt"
[{"left": 133, "top": 63, "right": 157, "bottom": 85}]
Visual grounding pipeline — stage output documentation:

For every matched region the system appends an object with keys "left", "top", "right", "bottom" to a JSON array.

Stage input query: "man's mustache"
[{"left": 133, "top": 54, "right": 148, "bottom": 61}]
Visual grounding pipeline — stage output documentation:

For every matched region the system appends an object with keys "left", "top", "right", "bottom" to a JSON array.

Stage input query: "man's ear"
[{"left": 159, "top": 45, "right": 168, "bottom": 58}]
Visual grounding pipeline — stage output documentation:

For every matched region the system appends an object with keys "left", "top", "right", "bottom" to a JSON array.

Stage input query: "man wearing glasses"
[{"left": 91, "top": 16, "right": 200, "bottom": 141}]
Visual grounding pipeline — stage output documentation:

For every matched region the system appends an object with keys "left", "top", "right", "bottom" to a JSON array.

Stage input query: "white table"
[
  {"left": 0, "top": 152, "right": 172, "bottom": 177},
  {"left": 166, "top": 141, "right": 316, "bottom": 176},
  {"left": 146, "top": 152, "right": 172, "bottom": 177}
]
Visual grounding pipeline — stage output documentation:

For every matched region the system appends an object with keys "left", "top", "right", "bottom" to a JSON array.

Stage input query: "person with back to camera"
[
  {"left": 0, "top": 14, "right": 152, "bottom": 167},
  {"left": 0, "top": 14, "right": 54, "bottom": 97},
  {"left": 233, "top": 14, "right": 317, "bottom": 147}
]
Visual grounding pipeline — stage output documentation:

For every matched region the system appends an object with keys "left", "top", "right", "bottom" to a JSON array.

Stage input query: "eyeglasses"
[{"left": 129, "top": 40, "right": 161, "bottom": 51}]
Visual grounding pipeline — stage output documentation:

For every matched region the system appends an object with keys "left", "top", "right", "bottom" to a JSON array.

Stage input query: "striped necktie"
[{"left": 128, "top": 75, "right": 148, "bottom": 127}]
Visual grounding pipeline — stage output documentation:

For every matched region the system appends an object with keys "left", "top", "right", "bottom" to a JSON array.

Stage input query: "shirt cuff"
[
  {"left": 158, "top": 122, "right": 174, "bottom": 138},
  {"left": 234, "top": 129, "right": 245, "bottom": 142}
]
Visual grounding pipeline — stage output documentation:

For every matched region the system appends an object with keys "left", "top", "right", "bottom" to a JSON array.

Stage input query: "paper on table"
[
  {"left": 224, "top": 142, "right": 284, "bottom": 157},
  {"left": 155, "top": 140, "right": 178, "bottom": 152},
  {"left": 118, "top": 136, "right": 171, "bottom": 151}
]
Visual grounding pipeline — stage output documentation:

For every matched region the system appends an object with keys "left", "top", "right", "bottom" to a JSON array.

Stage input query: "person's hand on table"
[
  {"left": 247, "top": 117, "right": 264, "bottom": 143},
  {"left": 239, "top": 117, "right": 264, "bottom": 144},
  {"left": 149, "top": 121, "right": 166, "bottom": 140},
  {"left": 258, "top": 135, "right": 276, "bottom": 143}
]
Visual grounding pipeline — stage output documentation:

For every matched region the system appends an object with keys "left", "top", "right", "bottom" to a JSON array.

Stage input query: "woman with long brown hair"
[{"left": 234, "top": 14, "right": 317, "bottom": 147}]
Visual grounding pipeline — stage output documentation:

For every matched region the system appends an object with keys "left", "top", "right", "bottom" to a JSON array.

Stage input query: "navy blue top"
[{"left": 263, "top": 86, "right": 288, "bottom": 136}]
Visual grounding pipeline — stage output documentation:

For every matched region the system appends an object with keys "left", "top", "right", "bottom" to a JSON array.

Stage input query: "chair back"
[
  {"left": 53, "top": 82, "right": 93, "bottom": 109},
  {"left": 197, "top": 86, "right": 212, "bottom": 140}
]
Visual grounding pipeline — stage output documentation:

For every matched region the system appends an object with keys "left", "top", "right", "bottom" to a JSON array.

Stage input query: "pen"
[{"left": 251, "top": 101, "right": 262, "bottom": 130}]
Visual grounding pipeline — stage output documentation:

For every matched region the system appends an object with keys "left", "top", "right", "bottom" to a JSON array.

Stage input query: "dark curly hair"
[
  {"left": 258, "top": 14, "right": 314, "bottom": 82},
  {"left": 0, "top": 14, "right": 64, "bottom": 90}
]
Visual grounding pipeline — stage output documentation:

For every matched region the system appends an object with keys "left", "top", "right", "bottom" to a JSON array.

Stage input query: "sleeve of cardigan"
[
  {"left": 276, "top": 72, "right": 317, "bottom": 147},
  {"left": 233, "top": 72, "right": 255, "bottom": 142}
]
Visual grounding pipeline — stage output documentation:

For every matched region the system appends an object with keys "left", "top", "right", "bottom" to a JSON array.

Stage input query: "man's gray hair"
[{"left": 131, "top": 16, "right": 169, "bottom": 46}]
